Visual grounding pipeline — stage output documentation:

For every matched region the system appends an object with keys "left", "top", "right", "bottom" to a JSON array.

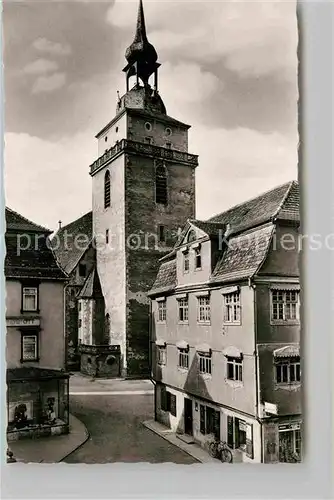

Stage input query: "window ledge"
[
  {"left": 177, "top": 367, "right": 189, "bottom": 373},
  {"left": 20, "top": 358, "right": 40, "bottom": 364},
  {"left": 178, "top": 321, "right": 189, "bottom": 325},
  {"left": 200, "top": 373, "right": 212, "bottom": 380},
  {"left": 274, "top": 382, "right": 301, "bottom": 390},
  {"left": 225, "top": 379, "right": 243, "bottom": 389},
  {"left": 223, "top": 321, "right": 241, "bottom": 327},
  {"left": 271, "top": 320, "right": 300, "bottom": 326},
  {"left": 21, "top": 310, "right": 40, "bottom": 315},
  {"left": 197, "top": 322, "right": 211, "bottom": 326}
]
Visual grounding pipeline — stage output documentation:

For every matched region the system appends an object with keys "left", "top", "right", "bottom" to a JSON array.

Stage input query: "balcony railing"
[{"left": 90, "top": 139, "right": 198, "bottom": 175}]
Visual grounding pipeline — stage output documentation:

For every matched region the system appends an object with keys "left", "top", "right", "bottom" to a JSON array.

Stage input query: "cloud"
[
  {"left": 32, "top": 72, "right": 67, "bottom": 94},
  {"left": 191, "top": 125, "right": 298, "bottom": 219},
  {"left": 107, "top": 0, "right": 297, "bottom": 79},
  {"left": 22, "top": 58, "right": 59, "bottom": 76},
  {"left": 32, "top": 37, "right": 72, "bottom": 56},
  {"left": 4, "top": 132, "right": 95, "bottom": 231}
]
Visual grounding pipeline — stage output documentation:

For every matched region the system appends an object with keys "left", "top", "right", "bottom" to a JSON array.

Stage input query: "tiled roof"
[
  {"left": 148, "top": 259, "right": 176, "bottom": 295},
  {"left": 189, "top": 219, "right": 227, "bottom": 239},
  {"left": 210, "top": 224, "right": 275, "bottom": 284},
  {"left": 209, "top": 180, "right": 299, "bottom": 235},
  {"left": 7, "top": 367, "right": 69, "bottom": 382},
  {"left": 5, "top": 209, "right": 66, "bottom": 281},
  {"left": 52, "top": 211, "right": 93, "bottom": 275},
  {"left": 6, "top": 207, "right": 51, "bottom": 233},
  {"left": 78, "top": 266, "right": 103, "bottom": 298}
]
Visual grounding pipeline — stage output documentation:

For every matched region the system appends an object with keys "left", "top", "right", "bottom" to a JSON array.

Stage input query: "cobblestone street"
[{"left": 63, "top": 375, "right": 196, "bottom": 464}]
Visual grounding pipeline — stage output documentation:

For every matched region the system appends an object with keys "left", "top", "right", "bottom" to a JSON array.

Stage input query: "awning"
[
  {"left": 270, "top": 283, "right": 300, "bottom": 291},
  {"left": 155, "top": 339, "right": 166, "bottom": 347},
  {"left": 176, "top": 340, "right": 189, "bottom": 350},
  {"left": 195, "top": 343, "right": 211, "bottom": 355},
  {"left": 273, "top": 345, "right": 300, "bottom": 358},
  {"left": 222, "top": 346, "right": 242, "bottom": 358}
]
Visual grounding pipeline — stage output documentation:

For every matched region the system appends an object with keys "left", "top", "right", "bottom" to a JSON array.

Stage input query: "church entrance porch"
[
  {"left": 6, "top": 367, "right": 69, "bottom": 441},
  {"left": 79, "top": 344, "right": 121, "bottom": 378}
]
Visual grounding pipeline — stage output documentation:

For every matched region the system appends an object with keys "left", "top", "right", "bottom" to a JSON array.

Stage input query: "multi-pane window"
[
  {"left": 279, "top": 426, "right": 302, "bottom": 462},
  {"left": 155, "top": 163, "right": 167, "bottom": 205},
  {"left": 104, "top": 170, "right": 111, "bottom": 208},
  {"left": 199, "top": 355, "right": 212, "bottom": 375},
  {"left": 227, "top": 356, "right": 243, "bottom": 381},
  {"left": 22, "top": 287, "right": 38, "bottom": 312},
  {"left": 200, "top": 405, "right": 220, "bottom": 438},
  {"left": 227, "top": 416, "right": 254, "bottom": 458},
  {"left": 272, "top": 290, "right": 299, "bottom": 321},
  {"left": 161, "top": 387, "right": 177, "bottom": 416},
  {"left": 183, "top": 251, "right": 190, "bottom": 273},
  {"left": 178, "top": 349, "right": 189, "bottom": 369},
  {"left": 157, "top": 300, "right": 166, "bottom": 322},
  {"left": 21, "top": 334, "right": 38, "bottom": 361},
  {"left": 198, "top": 296, "right": 211, "bottom": 323},
  {"left": 224, "top": 291, "right": 241, "bottom": 323},
  {"left": 275, "top": 356, "right": 301, "bottom": 384},
  {"left": 178, "top": 298, "right": 189, "bottom": 323},
  {"left": 157, "top": 346, "right": 167, "bottom": 365},
  {"left": 195, "top": 247, "right": 202, "bottom": 269}
]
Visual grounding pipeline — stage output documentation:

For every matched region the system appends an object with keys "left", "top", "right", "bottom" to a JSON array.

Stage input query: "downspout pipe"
[
  {"left": 249, "top": 276, "right": 263, "bottom": 463},
  {"left": 148, "top": 298, "right": 157, "bottom": 422}
]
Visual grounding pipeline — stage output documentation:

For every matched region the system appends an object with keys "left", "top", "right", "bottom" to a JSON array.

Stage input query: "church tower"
[{"left": 90, "top": 0, "right": 198, "bottom": 377}]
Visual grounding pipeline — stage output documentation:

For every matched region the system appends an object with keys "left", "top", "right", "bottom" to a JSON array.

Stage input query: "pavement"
[
  {"left": 8, "top": 413, "right": 89, "bottom": 463},
  {"left": 143, "top": 420, "right": 218, "bottom": 464},
  {"left": 63, "top": 373, "right": 196, "bottom": 464}
]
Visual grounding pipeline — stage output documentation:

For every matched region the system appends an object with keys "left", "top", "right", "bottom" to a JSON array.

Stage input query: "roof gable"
[
  {"left": 5, "top": 207, "right": 51, "bottom": 234},
  {"left": 52, "top": 211, "right": 93, "bottom": 275}
]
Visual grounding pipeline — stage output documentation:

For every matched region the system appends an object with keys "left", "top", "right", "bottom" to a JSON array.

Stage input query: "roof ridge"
[
  {"left": 272, "top": 180, "right": 296, "bottom": 219},
  {"left": 56, "top": 210, "right": 92, "bottom": 234},
  {"left": 6, "top": 206, "right": 51, "bottom": 233},
  {"left": 207, "top": 180, "right": 295, "bottom": 221}
]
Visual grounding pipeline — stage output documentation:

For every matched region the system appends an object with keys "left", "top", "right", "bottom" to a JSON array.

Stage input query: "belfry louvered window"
[
  {"left": 104, "top": 170, "right": 111, "bottom": 208},
  {"left": 155, "top": 162, "right": 167, "bottom": 205}
]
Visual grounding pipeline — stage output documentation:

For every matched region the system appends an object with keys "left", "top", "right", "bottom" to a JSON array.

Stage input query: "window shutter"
[
  {"left": 170, "top": 394, "right": 177, "bottom": 417},
  {"left": 246, "top": 423, "right": 254, "bottom": 459},
  {"left": 166, "top": 391, "right": 171, "bottom": 412},
  {"left": 213, "top": 410, "right": 221, "bottom": 439},
  {"left": 234, "top": 418, "right": 240, "bottom": 448},
  {"left": 160, "top": 386, "right": 167, "bottom": 412},
  {"left": 200, "top": 405, "right": 206, "bottom": 434},
  {"left": 227, "top": 415, "right": 234, "bottom": 448}
]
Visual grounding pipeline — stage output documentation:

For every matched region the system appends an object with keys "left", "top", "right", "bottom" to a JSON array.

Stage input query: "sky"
[{"left": 3, "top": 0, "right": 298, "bottom": 231}]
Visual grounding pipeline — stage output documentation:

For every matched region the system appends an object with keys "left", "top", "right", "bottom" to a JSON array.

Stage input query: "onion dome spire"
[{"left": 123, "top": 0, "right": 160, "bottom": 89}]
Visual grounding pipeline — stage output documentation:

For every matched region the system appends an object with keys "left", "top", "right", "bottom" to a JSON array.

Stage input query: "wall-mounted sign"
[
  {"left": 264, "top": 402, "right": 278, "bottom": 415},
  {"left": 6, "top": 317, "right": 40, "bottom": 327}
]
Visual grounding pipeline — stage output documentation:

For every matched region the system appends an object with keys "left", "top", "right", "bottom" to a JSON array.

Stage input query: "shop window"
[
  {"left": 161, "top": 386, "right": 176, "bottom": 416},
  {"left": 199, "top": 405, "right": 220, "bottom": 439},
  {"left": 227, "top": 415, "right": 253, "bottom": 458},
  {"left": 22, "top": 286, "right": 38, "bottom": 312},
  {"left": 21, "top": 333, "right": 39, "bottom": 362},
  {"left": 279, "top": 424, "right": 301, "bottom": 462}
]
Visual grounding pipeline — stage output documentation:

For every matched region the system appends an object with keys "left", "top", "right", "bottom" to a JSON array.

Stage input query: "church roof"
[
  {"left": 5, "top": 208, "right": 66, "bottom": 280},
  {"left": 78, "top": 266, "right": 103, "bottom": 299},
  {"left": 52, "top": 211, "right": 93, "bottom": 276},
  {"left": 149, "top": 180, "right": 300, "bottom": 294}
]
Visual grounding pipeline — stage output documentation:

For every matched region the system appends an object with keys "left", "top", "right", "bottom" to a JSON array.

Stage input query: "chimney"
[{"left": 58, "top": 220, "right": 62, "bottom": 230}]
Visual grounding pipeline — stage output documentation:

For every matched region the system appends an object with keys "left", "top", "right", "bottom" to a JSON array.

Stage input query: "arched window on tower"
[
  {"left": 155, "top": 162, "right": 167, "bottom": 205},
  {"left": 104, "top": 170, "right": 111, "bottom": 208}
]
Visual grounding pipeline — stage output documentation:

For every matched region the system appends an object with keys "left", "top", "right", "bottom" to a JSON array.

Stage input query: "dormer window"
[{"left": 187, "top": 229, "right": 196, "bottom": 243}]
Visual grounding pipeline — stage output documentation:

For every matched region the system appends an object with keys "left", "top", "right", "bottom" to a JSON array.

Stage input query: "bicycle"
[{"left": 208, "top": 439, "right": 233, "bottom": 463}]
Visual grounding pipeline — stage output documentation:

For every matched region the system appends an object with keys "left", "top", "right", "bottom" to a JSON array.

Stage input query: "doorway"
[{"left": 184, "top": 398, "right": 193, "bottom": 435}]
